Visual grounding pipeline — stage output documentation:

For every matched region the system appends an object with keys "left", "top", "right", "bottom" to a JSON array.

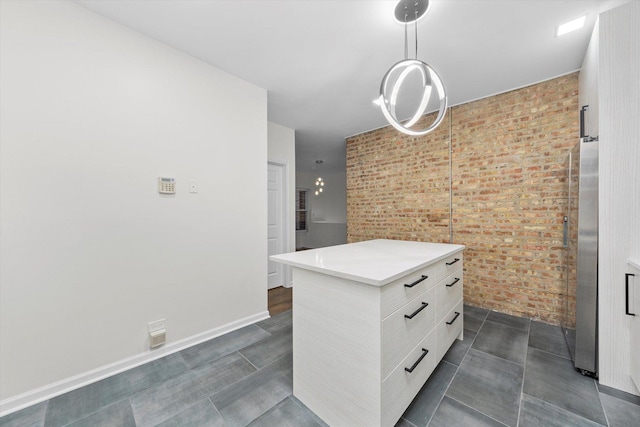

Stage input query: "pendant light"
[
  {"left": 378, "top": 0, "right": 447, "bottom": 136},
  {"left": 314, "top": 160, "right": 325, "bottom": 196}
]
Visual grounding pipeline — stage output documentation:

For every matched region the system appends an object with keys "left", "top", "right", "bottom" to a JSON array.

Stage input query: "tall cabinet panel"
[
  {"left": 629, "top": 261, "right": 640, "bottom": 391},
  {"left": 597, "top": 0, "right": 640, "bottom": 396}
]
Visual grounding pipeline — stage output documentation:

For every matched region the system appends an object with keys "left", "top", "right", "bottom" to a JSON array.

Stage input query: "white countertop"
[
  {"left": 629, "top": 258, "right": 640, "bottom": 271},
  {"left": 270, "top": 239, "right": 465, "bottom": 286}
]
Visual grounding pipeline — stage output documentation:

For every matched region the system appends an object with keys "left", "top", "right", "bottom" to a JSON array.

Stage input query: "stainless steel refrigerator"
[{"left": 564, "top": 114, "right": 599, "bottom": 377}]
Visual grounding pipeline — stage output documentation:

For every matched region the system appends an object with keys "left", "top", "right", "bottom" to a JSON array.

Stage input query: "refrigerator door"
[{"left": 574, "top": 139, "right": 599, "bottom": 375}]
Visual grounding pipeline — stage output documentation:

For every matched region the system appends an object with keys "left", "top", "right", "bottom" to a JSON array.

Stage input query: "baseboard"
[{"left": 0, "top": 310, "right": 270, "bottom": 417}]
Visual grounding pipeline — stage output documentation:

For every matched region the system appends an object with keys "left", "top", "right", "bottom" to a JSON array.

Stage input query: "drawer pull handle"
[
  {"left": 446, "top": 311, "right": 460, "bottom": 325},
  {"left": 404, "top": 275, "right": 428, "bottom": 288},
  {"left": 405, "top": 348, "right": 429, "bottom": 373},
  {"left": 446, "top": 258, "right": 460, "bottom": 266},
  {"left": 405, "top": 302, "right": 429, "bottom": 319},
  {"left": 445, "top": 278, "right": 460, "bottom": 288},
  {"left": 626, "top": 273, "right": 636, "bottom": 316}
]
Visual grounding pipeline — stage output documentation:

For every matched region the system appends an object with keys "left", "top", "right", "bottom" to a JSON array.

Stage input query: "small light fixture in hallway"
[
  {"left": 378, "top": 0, "right": 447, "bottom": 136},
  {"left": 314, "top": 160, "right": 325, "bottom": 196}
]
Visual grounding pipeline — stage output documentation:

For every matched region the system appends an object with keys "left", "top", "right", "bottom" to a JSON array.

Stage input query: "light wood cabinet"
[
  {"left": 272, "top": 240, "right": 464, "bottom": 427},
  {"left": 594, "top": 0, "right": 640, "bottom": 396},
  {"left": 629, "top": 261, "right": 640, "bottom": 391}
]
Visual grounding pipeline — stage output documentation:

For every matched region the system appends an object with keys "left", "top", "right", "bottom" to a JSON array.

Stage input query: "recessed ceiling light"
[{"left": 556, "top": 15, "right": 586, "bottom": 36}]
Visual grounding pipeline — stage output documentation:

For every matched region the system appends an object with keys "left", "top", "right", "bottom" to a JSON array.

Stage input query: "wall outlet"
[
  {"left": 149, "top": 329, "right": 166, "bottom": 348},
  {"left": 148, "top": 319, "right": 165, "bottom": 333},
  {"left": 189, "top": 180, "right": 198, "bottom": 193}
]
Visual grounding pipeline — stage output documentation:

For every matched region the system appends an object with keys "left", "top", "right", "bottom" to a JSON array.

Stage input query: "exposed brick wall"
[{"left": 347, "top": 73, "right": 579, "bottom": 325}]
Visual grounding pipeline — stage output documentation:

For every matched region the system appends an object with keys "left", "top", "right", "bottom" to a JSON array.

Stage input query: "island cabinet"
[{"left": 270, "top": 239, "right": 465, "bottom": 427}]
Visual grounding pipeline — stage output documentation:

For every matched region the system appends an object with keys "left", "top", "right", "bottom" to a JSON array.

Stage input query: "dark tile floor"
[{"left": 2, "top": 306, "right": 639, "bottom": 427}]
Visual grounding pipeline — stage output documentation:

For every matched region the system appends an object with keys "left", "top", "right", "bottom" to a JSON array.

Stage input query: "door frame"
[{"left": 268, "top": 160, "right": 292, "bottom": 288}]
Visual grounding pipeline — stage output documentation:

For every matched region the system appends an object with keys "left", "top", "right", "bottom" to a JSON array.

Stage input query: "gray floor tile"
[
  {"left": 0, "top": 401, "right": 47, "bottom": 427},
  {"left": 446, "top": 348, "right": 523, "bottom": 427},
  {"left": 464, "top": 305, "right": 489, "bottom": 332},
  {"left": 155, "top": 398, "right": 224, "bottom": 427},
  {"left": 519, "top": 393, "right": 604, "bottom": 427},
  {"left": 257, "top": 310, "right": 292, "bottom": 334},
  {"left": 395, "top": 418, "right": 418, "bottom": 427},
  {"left": 598, "top": 382, "right": 640, "bottom": 406},
  {"left": 599, "top": 392, "right": 640, "bottom": 427},
  {"left": 523, "top": 347, "right": 607, "bottom": 425},
  {"left": 472, "top": 320, "right": 528, "bottom": 365},
  {"left": 65, "top": 400, "right": 135, "bottom": 427},
  {"left": 528, "top": 321, "right": 571, "bottom": 359},
  {"left": 246, "top": 396, "right": 324, "bottom": 427},
  {"left": 131, "top": 352, "right": 255, "bottom": 426},
  {"left": 211, "top": 354, "right": 293, "bottom": 427},
  {"left": 443, "top": 329, "right": 477, "bottom": 366},
  {"left": 192, "top": 352, "right": 257, "bottom": 397},
  {"left": 565, "top": 328, "right": 577, "bottom": 360},
  {"left": 289, "top": 397, "right": 329, "bottom": 427},
  {"left": 486, "top": 311, "right": 530, "bottom": 331},
  {"left": 428, "top": 396, "right": 507, "bottom": 427},
  {"left": 402, "top": 361, "right": 457, "bottom": 427},
  {"left": 130, "top": 370, "right": 201, "bottom": 427},
  {"left": 44, "top": 353, "right": 188, "bottom": 426},
  {"left": 10, "top": 305, "right": 634, "bottom": 427},
  {"left": 180, "top": 324, "right": 271, "bottom": 369},
  {"left": 239, "top": 326, "right": 292, "bottom": 369}
]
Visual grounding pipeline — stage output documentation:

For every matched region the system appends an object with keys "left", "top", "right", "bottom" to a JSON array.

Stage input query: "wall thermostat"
[{"left": 158, "top": 177, "right": 176, "bottom": 194}]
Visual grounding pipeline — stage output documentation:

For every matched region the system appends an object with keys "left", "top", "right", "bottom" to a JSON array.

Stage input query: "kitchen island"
[{"left": 270, "top": 239, "right": 465, "bottom": 427}]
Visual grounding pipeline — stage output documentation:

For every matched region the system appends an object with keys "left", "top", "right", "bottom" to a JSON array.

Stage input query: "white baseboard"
[{"left": 0, "top": 310, "right": 270, "bottom": 417}]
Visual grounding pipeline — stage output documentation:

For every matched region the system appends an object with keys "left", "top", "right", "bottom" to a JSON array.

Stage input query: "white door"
[{"left": 267, "top": 162, "right": 285, "bottom": 289}]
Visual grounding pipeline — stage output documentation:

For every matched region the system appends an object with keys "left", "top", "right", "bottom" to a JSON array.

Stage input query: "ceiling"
[{"left": 75, "top": 0, "right": 627, "bottom": 174}]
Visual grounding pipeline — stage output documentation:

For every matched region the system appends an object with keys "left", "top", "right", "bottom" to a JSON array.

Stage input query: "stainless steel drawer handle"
[
  {"left": 445, "top": 278, "right": 460, "bottom": 288},
  {"left": 404, "top": 302, "right": 429, "bottom": 319},
  {"left": 626, "top": 273, "right": 636, "bottom": 316},
  {"left": 446, "top": 311, "right": 460, "bottom": 325},
  {"left": 445, "top": 258, "right": 460, "bottom": 266},
  {"left": 404, "top": 275, "right": 428, "bottom": 288},
  {"left": 405, "top": 348, "right": 429, "bottom": 373}
]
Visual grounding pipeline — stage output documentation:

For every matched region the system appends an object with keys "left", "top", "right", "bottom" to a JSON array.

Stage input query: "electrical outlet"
[
  {"left": 148, "top": 319, "right": 165, "bottom": 333},
  {"left": 189, "top": 181, "right": 198, "bottom": 193},
  {"left": 149, "top": 329, "right": 166, "bottom": 348}
]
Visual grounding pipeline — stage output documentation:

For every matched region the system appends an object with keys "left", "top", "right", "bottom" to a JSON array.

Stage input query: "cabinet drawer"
[
  {"left": 436, "top": 299, "right": 464, "bottom": 361},
  {"left": 382, "top": 287, "right": 436, "bottom": 379},
  {"left": 382, "top": 330, "right": 436, "bottom": 427},
  {"left": 380, "top": 264, "right": 439, "bottom": 319},
  {"left": 435, "top": 271, "right": 464, "bottom": 321},
  {"left": 442, "top": 252, "right": 464, "bottom": 276}
]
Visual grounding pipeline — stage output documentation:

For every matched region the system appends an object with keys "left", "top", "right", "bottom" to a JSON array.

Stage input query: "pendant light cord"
[
  {"left": 404, "top": 11, "right": 420, "bottom": 60},
  {"left": 414, "top": 11, "right": 418, "bottom": 59},
  {"left": 404, "top": 14, "right": 408, "bottom": 60}
]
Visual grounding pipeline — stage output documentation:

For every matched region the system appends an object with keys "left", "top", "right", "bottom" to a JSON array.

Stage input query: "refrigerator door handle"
[
  {"left": 580, "top": 105, "right": 588, "bottom": 138},
  {"left": 626, "top": 273, "right": 636, "bottom": 316}
]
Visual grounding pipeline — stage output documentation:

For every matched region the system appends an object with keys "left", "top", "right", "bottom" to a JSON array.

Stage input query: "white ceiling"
[{"left": 75, "top": 0, "right": 627, "bottom": 174}]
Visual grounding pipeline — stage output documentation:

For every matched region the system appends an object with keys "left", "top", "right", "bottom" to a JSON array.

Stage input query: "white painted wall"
[
  {"left": 296, "top": 171, "right": 347, "bottom": 249},
  {"left": 597, "top": 0, "right": 640, "bottom": 396},
  {"left": 268, "top": 122, "right": 296, "bottom": 285},
  {"left": 0, "top": 0, "right": 268, "bottom": 408}
]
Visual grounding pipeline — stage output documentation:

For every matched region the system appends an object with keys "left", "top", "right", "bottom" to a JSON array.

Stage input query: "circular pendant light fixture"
[{"left": 379, "top": 0, "right": 447, "bottom": 136}]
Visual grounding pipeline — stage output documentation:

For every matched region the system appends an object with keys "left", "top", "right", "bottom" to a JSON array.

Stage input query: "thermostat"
[{"left": 158, "top": 177, "right": 176, "bottom": 194}]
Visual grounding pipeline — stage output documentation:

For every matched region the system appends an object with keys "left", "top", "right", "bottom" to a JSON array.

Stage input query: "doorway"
[{"left": 267, "top": 162, "right": 287, "bottom": 289}]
